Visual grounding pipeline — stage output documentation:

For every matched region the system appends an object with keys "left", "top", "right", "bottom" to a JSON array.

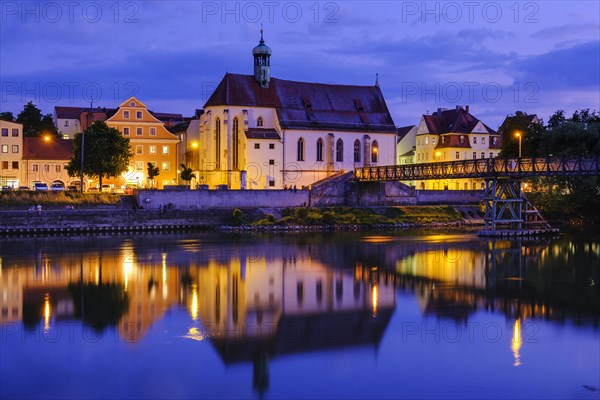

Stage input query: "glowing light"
[
  {"left": 435, "top": 151, "right": 441, "bottom": 157},
  {"left": 43, "top": 294, "right": 51, "bottom": 332},
  {"left": 191, "top": 142, "right": 199, "bottom": 149},
  {"left": 511, "top": 318, "right": 522, "bottom": 367},
  {"left": 123, "top": 260, "right": 134, "bottom": 291},
  {"left": 371, "top": 284, "right": 378, "bottom": 317},
  {"left": 190, "top": 285, "right": 199, "bottom": 321},
  {"left": 43, "top": 135, "right": 51, "bottom": 142},
  {"left": 183, "top": 327, "right": 205, "bottom": 342}
]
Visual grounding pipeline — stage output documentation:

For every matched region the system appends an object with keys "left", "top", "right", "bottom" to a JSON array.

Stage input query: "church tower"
[{"left": 252, "top": 28, "right": 271, "bottom": 88}]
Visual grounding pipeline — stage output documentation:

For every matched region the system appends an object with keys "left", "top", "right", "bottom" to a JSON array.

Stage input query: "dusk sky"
[{"left": 1, "top": 0, "right": 599, "bottom": 128}]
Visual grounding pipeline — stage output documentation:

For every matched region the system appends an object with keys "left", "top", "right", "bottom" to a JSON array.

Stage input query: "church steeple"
[{"left": 252, "top": 26, "right": 271, "bottom": 88}]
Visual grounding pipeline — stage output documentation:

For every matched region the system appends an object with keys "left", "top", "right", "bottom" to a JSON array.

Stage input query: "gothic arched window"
[
  {"left": 336, "top": 139, "right": 344, "bottom": 162},
  {"left": 316, "top": 138, "right": 323, "bottom": 162},
  {"left": 232, "top": 117, "right": 239, "bottom": 170},
  {"left": 354, "top": 140, "right": 361, "bottom": 162},
  {"left": 215, "top": 118, "right": 221, "bottom": 170},
  {"left": 297, "top": 138, "right": 305, "bottom": 161},
  {"left": 257, "top": 116, "right": 264, "bottom": 127},
  {"left": 371, "top": 140, "right": 379, "bottom": 163}
]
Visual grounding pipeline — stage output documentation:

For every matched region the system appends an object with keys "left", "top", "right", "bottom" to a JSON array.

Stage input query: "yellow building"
[
  {"left": 106, "top": 97, "right": 180, "bottom": 189},
  {"left": 0, "top": 120, "right": 23, "bottom": 188},
  {"left": 414, "top": 106, "right": 502, "bottom": 190}
]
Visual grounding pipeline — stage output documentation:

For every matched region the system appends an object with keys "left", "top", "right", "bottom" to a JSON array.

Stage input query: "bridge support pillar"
[{"left": 483, "top": 178, "right": 524, "bottom": 233}]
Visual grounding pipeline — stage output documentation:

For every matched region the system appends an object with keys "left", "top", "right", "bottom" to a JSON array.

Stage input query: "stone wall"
[
  {"left": 135, "top": 188, "right": 310, "bottom": 210},
  {"left": 416, "top": 190, "right": 484, "bottom": 204}
]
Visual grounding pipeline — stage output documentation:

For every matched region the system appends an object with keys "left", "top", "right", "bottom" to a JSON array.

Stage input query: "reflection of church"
[{"left": 189, "top": 258, "right": 396, "bottom": 394}]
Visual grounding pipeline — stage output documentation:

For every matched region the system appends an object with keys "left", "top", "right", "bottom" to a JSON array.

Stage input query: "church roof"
[
  {"left": 245, "top": 128, "right": 280, "bottom": 139},
  {"left": 422, "top": 108, "right": 497, "bottom": 135},
  {"left": 204, "top": 73, "right": 397, "bottom": 133}
]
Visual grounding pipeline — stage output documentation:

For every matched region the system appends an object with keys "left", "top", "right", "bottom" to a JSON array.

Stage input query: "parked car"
[
  {"left": 1, "top": 186, "right": 13, "bottom": 192},
  {"left": 101, "top": 184, "right": 114, "bottom": 193},
  {"left": 33, "top": 182, "right": 48, "bottom": 191},
  {"left": 67, "top": 185, "right": 78, "bottom": 192},
  {"left": 18, "top": 186, "right": 31, "bottom": 191},
  {"left": 51, "top": 183, "right": 65, "bottom": 192}
]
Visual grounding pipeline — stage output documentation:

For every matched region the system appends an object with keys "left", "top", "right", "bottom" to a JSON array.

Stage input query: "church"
[{"left": 194, "top": 30, "right": 397, "bottom": 189}]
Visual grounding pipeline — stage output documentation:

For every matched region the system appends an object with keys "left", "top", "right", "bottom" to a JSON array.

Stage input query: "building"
[
  {"left": 195, "top": 31, "right": 397, "bottom": 189},
  {"left": 20, "top": 137, "right": 74, "bottom": 188},
  {"left": 414, "top": 106, "right": 501, "bottom": 190},
  {"left": 106, "top": 97, "right": 180, "bottom": 189},
  {"left": 0, "top": 120, "right": 23, "bottom": 188},
  {"left": 168, "top": 112, "right": 202, "bottom": 187}
]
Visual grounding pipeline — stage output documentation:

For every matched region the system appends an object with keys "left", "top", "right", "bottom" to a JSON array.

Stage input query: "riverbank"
[{"left": 0, "top": 206, "right": 479, "bottom": 236}]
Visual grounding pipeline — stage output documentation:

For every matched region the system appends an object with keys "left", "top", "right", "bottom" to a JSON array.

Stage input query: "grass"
[
  {"left": 252, "top": 206, "right": 463, "bottom": 226},
  {"left": 0, "top": 191, "right": 122, "bottom": 207}
]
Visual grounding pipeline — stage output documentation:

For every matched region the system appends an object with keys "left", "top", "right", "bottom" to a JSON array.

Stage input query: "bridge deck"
[{"left": 355, "top": 155, "right": 600, "bottom": 181}]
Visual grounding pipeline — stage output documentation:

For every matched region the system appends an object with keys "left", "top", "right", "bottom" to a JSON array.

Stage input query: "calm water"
[{"left": 1, "top": 229, "right": 599, "bottom": 399}]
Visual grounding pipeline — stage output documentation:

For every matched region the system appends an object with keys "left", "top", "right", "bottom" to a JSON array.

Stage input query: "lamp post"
[
  {"left": 515, "top": 131, "right": 522, "bottom": 158},
  {"left": 80, "top": 130, "right": 85, "bottom": 193}
]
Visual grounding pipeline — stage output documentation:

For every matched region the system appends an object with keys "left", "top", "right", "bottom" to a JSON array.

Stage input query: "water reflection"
[{"left": 1, "top": 231, "right": 599, "bottom": 396}]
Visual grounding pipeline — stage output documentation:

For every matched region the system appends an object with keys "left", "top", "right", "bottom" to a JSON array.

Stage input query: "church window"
[
  {"left": 316, "top": 138, "right": 323, "bottom": 162},
  {"left": 215, "top": 118, "right": 221, "bottom": 169},
  {"left": 371, "top": 141, "right": 379, "bottom": 163},
  {"left": 336, "top": 139, "right": 343, "bottom": 162},
  {"left": 233, "top": 117, "right": 239, "bottom": 170},
  {"left": 257, "top": 117, "right": 264, "bottom": 127},
  {"left": 354, "top": 140, "right": 361, "bottom": 162},
  {"left": 297, "top": 138, "right": 305, "bottom": 161}
]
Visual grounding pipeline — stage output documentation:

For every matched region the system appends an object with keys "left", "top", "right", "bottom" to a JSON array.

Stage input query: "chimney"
[
  {"left": 437, "top": 108, "right": 443, "bottom": 117},
  {"left": 465, "top": 105, "right": 470, "bottom": 113}
]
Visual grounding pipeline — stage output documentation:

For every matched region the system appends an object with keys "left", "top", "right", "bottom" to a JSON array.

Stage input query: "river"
[{"left": 1, "top": 229, "right": 598, "bottom": 399}]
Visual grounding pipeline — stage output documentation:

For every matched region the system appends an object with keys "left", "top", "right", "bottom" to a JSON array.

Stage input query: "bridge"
[{"left": 355, "top": 155, "right": 600, "bottom": 236}]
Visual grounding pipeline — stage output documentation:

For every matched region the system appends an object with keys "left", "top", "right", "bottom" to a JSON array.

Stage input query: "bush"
[
  {"left": 295, "top": 207, "right": 308, "bottom": 222},
  {"left": 231, "top": 208, "right": 244, "bottom": 226},
  {"left": 321, "top": 211, "right": 336, "bottom": 225}
]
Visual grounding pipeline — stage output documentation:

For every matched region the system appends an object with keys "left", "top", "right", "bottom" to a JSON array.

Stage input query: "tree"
[
  {"left": 15, "top": 102, "right": 59, "bottom": 137},
  {"left": 147, "top": 162, "right": 160, "bottom": 188},
  {"left": 66, "top": 121, "right": 133, "bottom": 189},
  {"left": 547, "top": 110, "right": 566, "bottom": 129},
  {"left": 180, "top": 164, "right": 196, "bottom": 187},
  {"left": 0, "top": 112, "right": 14, "bottom": 122},
  {"left": 498, "top": 112, "right": 546, "bottom": 158}
]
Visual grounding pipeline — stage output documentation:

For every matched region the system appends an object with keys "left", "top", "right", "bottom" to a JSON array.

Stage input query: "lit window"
[
  {"left": 1, "top": 144, "right": 7, "bottom": 153},
  {"left": 162, "top": 161, "right": 170, "bottom": 171},
  {"left": 482, "top": 137, "right": 486, "bottom": 144},
  {"left": 1, "top": 161, "right": 6, "bottom": 169},
  {"left": 371, "top": 141, "right": 379, "bottom": 163},
  {"left": 425, "top": 137, "right": 429, "bottom": 145},
  {"left": 432, "top": 138, "right": 436, "bottom": 145},
  {"left": 149, "top": 145, "right": 156, "bottom": 155},
  {"left": 150, "top": 127, "right": 156, "bottom": 136},
  {"left": 135, "top": 161, "right": 143, "bottom": 171},
  {"left": 136, "top": 127, "right": 143, "bottom": 136},
  {"left": 459, "top": 136, "right": 464, "bottom": 144},
  {"left": 12, "top": 145, "right": 19, "bottom": 153},
  {"left": 136, "top": 145, "right": 143, "bottom": 155},
  {"left": 124, "top": 111, "right": 130, "bottom": 119},
  {"left": 162, "top": 146, "right": 169, "bottom": 155},
  {"left": 492, "top": 137, "right": 497, "bottom": 145}
]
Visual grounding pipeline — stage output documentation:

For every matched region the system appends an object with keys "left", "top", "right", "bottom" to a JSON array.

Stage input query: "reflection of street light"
[
  {"left": 435, "top": 151, "right": 442, "bottom": 161},
  {"left": 515, "top": 131, "right": 522, "bottom": 158}
]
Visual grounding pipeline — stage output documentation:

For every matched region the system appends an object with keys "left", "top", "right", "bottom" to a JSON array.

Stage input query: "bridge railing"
[{"left": 355, "top": 155, "right": 600, "bottom": 181}]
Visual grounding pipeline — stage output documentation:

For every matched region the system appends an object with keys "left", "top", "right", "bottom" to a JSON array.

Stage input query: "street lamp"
[
  {"left": 514, "top": 131, "right": 522, "bottom": 158},
  {"left": 80, "top": 130, "right": 85, "bottom": 193}
]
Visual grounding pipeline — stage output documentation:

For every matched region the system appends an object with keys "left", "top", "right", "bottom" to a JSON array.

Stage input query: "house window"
[
  {"left": 269, "top": 143, "right": 275, "bottom": 149},
  {"left": 432, "top": 138, "right": 436, "bottom": 145},
  {"left": 136, "top": 111, "right": 142, "bottom": 119},
  {"left": 12, "top": 161, "right": 18, "bottom": 170},
  {"left": 490, "top": 152, "right": 494, "bottom": 158},
  {"left": 269, "top": 159, "right": 275, "bottom": 165},
  {"left": 257, "top": 116, "right": 264, "bottom": 127},
  {"left": 64, "top": 121, "right": 69, "bottom": 127},
  {"left": 162, "top": 162, "right": 170, "bottom": 171},
  {"left": 254, "top": 143, "right": 260, "bottom": 149},
  {"left": 136, "top": 145, "right": 143, "bottom": 155},
  {"left": 135, "top": 161, "right": 143, "bottom": 171},
  {"left": 12, "top": 145, "right": 18, "bottom": 153},
  {"left": 441, "top": 136, "right": 445, "bottom": 144},
  {"left": 123, "top": 127, "right": 130, "bottom": 135},
  {"left": 371, "top": 141, "right": 379, "bottom": 163},
  {"left": 459, "top": 135, "right": 464, "bottom": 144},
  {"left": 124, "top": 110, "right": 130, "bottom": 119},
  {"left": 425, "top": 137, "right": 429, "bottom": 145},
  {"left": 481, "top": 152, "right": 485, "bottom": 159},
  {"left": 12, "top": 129, "right": 18, "bottom": 137},
  {"left": 1, "top": 161, "right": 7, "bottom": 169},
  {"left": 215, "top": 118, "right": 221, "bottom": 169},
  {"left": 269, "top": 179, "right": 275, "bottom": 187},
  {"left": 1, "top": 144, "right": 7, "bottom": 153},
  {"left": 482, "top": 137, "right": 486, "bottom": 144},
  {"left": 316, "top": 138, "right": 323, "bottom": 161},
  {"left": 162, "top": 146, "right": 169, "bottom": 155},
  {"left": 492, "top": 137, "right": 497, "bottom": 145},
  {"left": 55, "top": 165, "right": 61, "bottom": 173},
  {"left": 136, "top": 127, "right": 143, "bottom": 136},
  {"left": 232, "top": 117, "right": 239, "bottom": 170},
  {"left": 149, "top": 145, "right": 156, "bottom": 155},
  {"left": 455, "top": 151, "right": 460, "bottom": 159},
  {"left": 473, "top": 152, "right": 477, "bottom": 159},
  {"left": 32, "top": 164, "right": 38, "bottom": 172},
  {"left": 150, "top": 127, "right": 156, "bottom": 136},
  {"left": 44, "top": 164, "right": 50, "bottom": 173},
  {"left": 1, "top": 129, "right": 7, "bottom": 137},
  {"left": 354, "top": 139, "right": 361, "bottom": 162},
  {"left": 473, "top": 137, "right": 477, "bottom": 144},
  {"left": 336, "top": 138, "right": 343, "bottom": 162},
  {"left": 297, "top": 138, "right": 305, "bottom": 161}
]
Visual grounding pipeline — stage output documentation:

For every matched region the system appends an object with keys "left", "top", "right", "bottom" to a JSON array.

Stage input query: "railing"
[{"left": 355, "top": 155, "right": 600, "bottom": 181}]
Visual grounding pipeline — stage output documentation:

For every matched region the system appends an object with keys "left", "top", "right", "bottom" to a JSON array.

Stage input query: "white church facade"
[{"left": 194, "top": 31, "right": 398, "bottom": 189}]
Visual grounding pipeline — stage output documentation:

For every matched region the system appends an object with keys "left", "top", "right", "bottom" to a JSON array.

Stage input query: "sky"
[{"left": 0, "top": 0, "right": 599, "bottom": 128}]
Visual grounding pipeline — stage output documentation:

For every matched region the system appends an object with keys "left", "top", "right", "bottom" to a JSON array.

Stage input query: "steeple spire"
[
  {"left": 375, "top": 73, "right": 379, "bottom": 87},
  {"left": 260, "top": 23, "right": 264, "bottom": 44},
  {"left": 252, "top": 25, "right": 272, "bottom": 88}
]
